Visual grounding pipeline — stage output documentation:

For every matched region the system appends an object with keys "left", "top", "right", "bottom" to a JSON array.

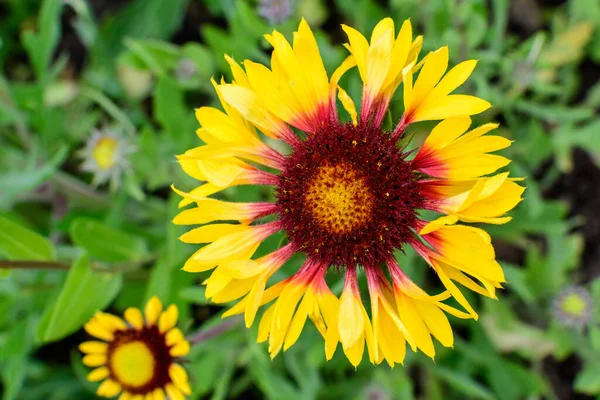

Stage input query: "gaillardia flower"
[
  {"left": 80, "top": 297, "right": 191, "bottom": 399},
  {"left": 174, "top": 18, "right": 525, "bottom": 366}
]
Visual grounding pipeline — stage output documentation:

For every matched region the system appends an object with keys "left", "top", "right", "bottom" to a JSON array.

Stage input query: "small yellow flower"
[
  {"left": 80, "top": 297, "right": 191, "bottom": 399},
  {"left": 173, "top": 18, "right": 524, "bottom": 367}
]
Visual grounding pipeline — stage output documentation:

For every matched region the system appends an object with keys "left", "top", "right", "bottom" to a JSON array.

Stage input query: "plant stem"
[
  {"left": 0, "top": 260, "right": 71, "bottom": 270},
  {"left": 187, "top": 316, "right": 244, "bottom": 345}
]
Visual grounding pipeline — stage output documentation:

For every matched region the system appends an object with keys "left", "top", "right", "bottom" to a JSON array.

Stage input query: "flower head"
[
  {"left": 80, "top": 297, "right": 191, "bottom": 399},
  {"left": 174, "top": 18, "right": 524, "bottom": 367},
  {"left": 553, "top": 286, "right": 593, "bottom": 328},
  {"left": 79, "top": 128, "right": 135, "bottom": 188},
  {"left": 258, "top": 0, "right": 295, "bottom": 25}
]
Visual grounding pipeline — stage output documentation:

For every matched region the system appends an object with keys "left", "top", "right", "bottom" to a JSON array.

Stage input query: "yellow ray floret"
[
  {"left": 421, "top": 172, "right": 526, "bottom": 231},
  {"left": 402, "top": 47, "right": 490, "bottom": 123},
  {"left": 414, "top": 116, "right": 511, "bottom": 179}
]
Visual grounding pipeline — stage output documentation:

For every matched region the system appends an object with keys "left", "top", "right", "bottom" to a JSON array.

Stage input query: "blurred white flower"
[
  {"left": 78, "top": 128, "right": 135, "bottom": 189},
  {"left": 258, "top": 0, "right": 294, "bottom": 24},
  {"left": 552, "top": 286, "right": 593, "bottom": 328}
]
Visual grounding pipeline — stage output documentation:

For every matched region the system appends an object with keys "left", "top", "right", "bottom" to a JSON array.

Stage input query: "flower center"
[
  {"left": 109, "top": 340, "right": 154, "bottom": 388},
  {"left": 93, "top": 137, "right": 118, "bottom": 170},
  {"left": 106, "top": 326, "right": 174, "bottom": 394},
  {"left": 276, "top": 122, "right": 424, "bottom": 268},
  {"left": 304, "top": 163, "right": 373, "bottom": 234},
  {"left": 561, "top": 293, "right": 587, "bottom": 317}
]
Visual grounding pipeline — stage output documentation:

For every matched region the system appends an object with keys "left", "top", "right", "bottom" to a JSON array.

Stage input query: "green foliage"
[
  {"left": 36, "top": 253, "right": 123, "bottom": 343},
  {"left": 0, "top": 0, "right": 598, "bottom": 399}
]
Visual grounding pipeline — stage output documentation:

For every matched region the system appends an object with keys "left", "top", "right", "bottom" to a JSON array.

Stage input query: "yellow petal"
[
  {"left": 170, "top": 340, "right": 191, "bottom": 357},
  {"left": 95, "top": 313, "right": 128, "bottom": 332},
  {"left": 169, "top": 363, "right": 191, "bottom": 395},
  {"left": 343, "top": 332, "right": 365, "bottom": 367},
  {"left": 97, "top": 379, "right": 122, "bottom": 397},
  {"left": 182, "top": 225, "right": 265, "bottom": 273},
  {"left": 414, "top": 300, "right": 454, "bottom": 348},
  {"left": 410, "top": 46, "right": 449, "bottom": 111},
  {"left": 145, "top": 296, "right": 163, "bottom": 326},
  {"left": 87, "top": 367, "right": 109, "bottom": 382},
  {"left": 365, "top": 26, "right": 394, "bottom": 98},
  {"left": 338, "top": 287, "right": 364, "bottom": 349},
  {"left": 431, "top": 259, "right": 478, "bottom": 319},
  {"left": 165, "top": 383, "right": 185, "bottom": 400},
  {"left": 79, "top": 341, "right": 108, "bottom": 354},
  {"left": 82, "top": 354, "right": 107, "bottom": 367},
  {"left": 84, "top": 320, "right": 114, "bottom": 342},
  {"left": 413, "top": 94, "right": 491, "bottom": 123},
  {"left": 258, "top": 303, "right": 276, "bottom": 343},
  {"left": 179, "top": 224, "right": 249, "bottom": 245},
  {"left": 158, "top": 305, "right": 179, "bottom": 333},
  {"left": 211, "top": 278, "right": 255, "bottom": 303},
  {"left": 245, "top": 277, "right": 268, "bottom": 328},
  {"left": 395, "top": 292, "right": 435, "bottom": 358},
  {"left": 283, "top": 291, "right": 316, "bottom": 350},
  {"left": 173, "top": 199, "right": 258, "bottom": 225},
  {"left": 420, "top": 215, "right": 459, "bottom": 235},
  {"left": 337, "top": 86, "right": 358, "bottom": 126},
  {"left": 124, "top": 307, "right": 144, "bottom": 329},
  {"left": 165, "top": 328, "right": 185, "bottom": 347},
  {"left": 118, "top": 391, "right": 132, "bottom": 400},
  {"left": 150, "top": 388, "right": 165, "bottom": 400},
  {"left": 218, "top": 84, "right": 288, "bottom": 140},
  {"left": 342, "top": 25, "right": 369, "bottom": 82},
  {"left": 433, "top": 59, "right": 477, "bottom": 97},
  {"left": 422, "top": 116, "right": 472, "bottom": 150}
]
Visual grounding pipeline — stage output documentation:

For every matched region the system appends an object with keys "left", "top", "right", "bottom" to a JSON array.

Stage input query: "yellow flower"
[
  {"left": 174, "top": 18, "right": 524, "bottom": 367},
  {"left": 80, "top": 297, "right": 191, "bottom": 399}
]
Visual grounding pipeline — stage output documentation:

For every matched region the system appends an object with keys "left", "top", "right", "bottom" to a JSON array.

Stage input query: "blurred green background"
[{"left": 0, "top": 0, "right": 599, "bottom": 399}]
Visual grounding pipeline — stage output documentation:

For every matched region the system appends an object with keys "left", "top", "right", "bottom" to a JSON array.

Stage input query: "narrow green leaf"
[
  {"left": 0, "top": 215, "right": 55, "bottom": 261},
  {"left": 0, "top": 317, "right": 35, "bottom": 400},
  {"left": 433, "top": 367, "right": 496, "bottom": 400},
  {"left": 70, "top": 217, "right": 149, "bottom": 263},
  {"left": 0, "top": 146, "right": 68, "bottom": 209},
  {"left": 36, "top": 253, "right": 122, "bottom": 343},
  {"left": 574, "top": 362, "right": 600, "bottom": 394},
  {"left": 21, "top": 0, "right": 64, "bottom": 81}
]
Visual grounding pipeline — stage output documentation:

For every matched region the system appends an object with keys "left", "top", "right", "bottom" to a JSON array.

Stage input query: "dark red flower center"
[
  {"left": 276, "top": 122, "right": 424, "bottom": 268},
  {"left": 106, "top": 326, "right": 173, "bottom": 394}
]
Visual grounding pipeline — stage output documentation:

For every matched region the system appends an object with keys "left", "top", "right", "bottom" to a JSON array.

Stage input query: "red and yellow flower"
[
  {"left": 173, "top": 18, "right": 525, "bottom": 366},
  {"left": 80, "top": 297, "right": 191, "bottom": 399}
]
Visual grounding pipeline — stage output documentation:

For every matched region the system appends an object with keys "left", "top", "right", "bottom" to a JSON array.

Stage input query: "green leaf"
[
  {"left": 21, "top": 0, "right": 64, "bottom": 81},
  {"left": 70, "top": 217, "right": 149, "bottom": 263},
  {"left": 590, "top": 327, "right": 600, "bottom": 352},
  {"left": 178, "top": 286, "right": 207, "bottom": 304},
  {"left": 0, "top": 317, "right": 35, "bottom": 400},
  {"left": 36, "top": 253, "right": 123, "bottom": 343},
  {"left": 514, "top": 100, "right": 595, "bottom": 123},
  {"left": 153, "top": 76, "right": 196, "bottom": 146},
  {"left": 189, "top": 349, "right": 227, "bottom": 396},
  {"left": 0, "top": 146, "right": 68, "bottom": 209},
  {"left": 574, "top": 362, "right": 600, "bottom": 394},
  {"left": 433, "top": 366, "right": 496, "bottom": 400},
  {"left": 0, "top": 214, "right": 55, "bottom": 260}
]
